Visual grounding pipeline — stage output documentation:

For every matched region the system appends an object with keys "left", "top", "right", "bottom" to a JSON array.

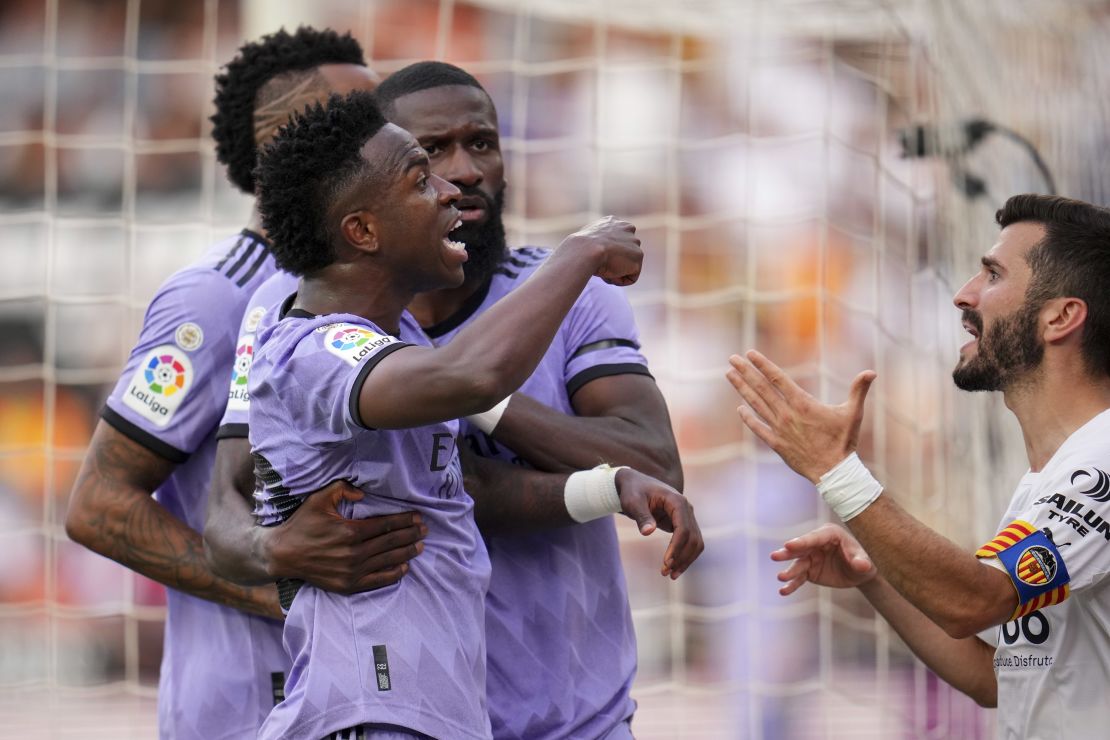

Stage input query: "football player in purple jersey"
[{"left": 63, "top": 28, "right": 421, "bottom": 740}]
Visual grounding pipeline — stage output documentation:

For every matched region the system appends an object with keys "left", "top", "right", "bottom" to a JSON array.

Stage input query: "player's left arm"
[
  {"left": 484, "top": 375, "right": 683, "bottom": 490},
  {"left": 461, "top": 447, "right": 702, "bottom": 578},
  {"left": 727, "top": 350, "right": 1019, "bottom": 638}
]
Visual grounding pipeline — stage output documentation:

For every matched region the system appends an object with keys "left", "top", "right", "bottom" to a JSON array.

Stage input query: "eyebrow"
[
  {"left": 418, "top": 123, "right": 499, "bottom": 141},
  {"left": 400, "top": 148, "right": 429, "bottom": 175},
  {"left": 981, "top": 255, "right": 1004, "bottom": 271}
]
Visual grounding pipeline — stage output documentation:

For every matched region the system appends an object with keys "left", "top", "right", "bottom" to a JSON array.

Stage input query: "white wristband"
[
  {"left": 815, "top": 452, "right": 883, "bottom": 521},
  {"left": 564, "top": 464, "right": 627, "bottom": 523},
  {"left": 466, "top": 396, "right": 511, "bottom": 435}
]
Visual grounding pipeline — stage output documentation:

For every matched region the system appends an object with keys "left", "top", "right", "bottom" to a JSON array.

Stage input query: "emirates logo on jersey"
[{"left": 1071, "top": 468, "right": 1110, "bottom": 502}]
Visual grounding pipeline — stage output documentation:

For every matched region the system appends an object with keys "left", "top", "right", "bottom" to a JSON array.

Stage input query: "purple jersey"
[
  {"left": 425, "top": 248, "right": 649, "bottom": 740},
  {"left": 249, "top": 305, "right": 492, "bottom": 740},
  {"left": 215, "top": 270, "right": 298, "bottom": 438},
  {"left": 100, "top": 230, "right": 289, "bottom": 739}
]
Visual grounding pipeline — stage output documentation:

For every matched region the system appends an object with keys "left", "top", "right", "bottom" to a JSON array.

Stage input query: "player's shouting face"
[
  {"left": 342, "top": 123, "right": 468, "bottom": 291},
  {"left": 952, "top": 221, "right": 1047, "bottom": 392}
]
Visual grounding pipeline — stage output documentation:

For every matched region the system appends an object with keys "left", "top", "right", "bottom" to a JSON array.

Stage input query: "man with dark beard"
[
  {"left": 204, "top": 62, "right": 696, "bottom": 740},
  {"left": 375, "top": 62, "right": 688, "bottom": 740},
  {"left": 726, "top": 194, "right": 1110, "bottom": 739}
]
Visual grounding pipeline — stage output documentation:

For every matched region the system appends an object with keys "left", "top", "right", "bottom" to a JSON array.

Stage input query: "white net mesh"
[{"left": 2, "top": 0, "right": 1110, "bottom": 737}]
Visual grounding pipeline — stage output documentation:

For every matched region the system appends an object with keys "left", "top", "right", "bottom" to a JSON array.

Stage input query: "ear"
[
  {"left": 340, "top": 210, "right": 380, "bottom": 255},
  {"left": 1042, "top": 297, "right": 1087, "bottom": 344}
]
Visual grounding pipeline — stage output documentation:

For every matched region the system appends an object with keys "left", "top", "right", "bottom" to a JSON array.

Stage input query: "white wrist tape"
[
  {"left": 466, "top": 396, "right": 511, "bottom": 435},
  {"left": 564, "top": 464, "right": 627, "bottom": 523},
  {"left": 816, "top": 452, "right": 883, "bottom": 521}
]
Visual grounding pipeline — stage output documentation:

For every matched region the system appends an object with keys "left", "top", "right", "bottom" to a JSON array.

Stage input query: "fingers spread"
[
  {"left": 726, "top": 368, "right": 778, "bottom": 425},
  {"left": 728, "top": 355, "right": 786, "bottom": 417},
  {"left": 736, "top": 406, "right": 776, "bottom": 447},
  {"left": 746, "top": 350, "right": 805, "bottom": 403}
]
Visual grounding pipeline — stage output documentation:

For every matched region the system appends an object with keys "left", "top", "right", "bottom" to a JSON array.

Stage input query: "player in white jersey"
[{"left": 726, "top": 194, "right": 1110, "bottom": 739}]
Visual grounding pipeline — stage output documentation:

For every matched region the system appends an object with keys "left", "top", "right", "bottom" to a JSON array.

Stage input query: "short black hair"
[
  {"left": 998, "top": 193, "right": 1110, "bottom": 377},
  {"left": 375, "top": 61, "right": 488, "bottom": 115},
  {"left": 211, "top": 27, "right": 365, "bottom": 194},
  {"left": 255, "top": 91, "right": 388, "bottom": 276}
]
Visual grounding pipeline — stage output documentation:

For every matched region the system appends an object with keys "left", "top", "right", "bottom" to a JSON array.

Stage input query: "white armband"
[
  {"left": 466, "top": 396, "right": 511, "bottom": 435},
  {"left": 816, "top": 452, "right": 883, "bottom": 521},
  {"left": 564, "top": 464, "right": 627, "bottom": 523}
]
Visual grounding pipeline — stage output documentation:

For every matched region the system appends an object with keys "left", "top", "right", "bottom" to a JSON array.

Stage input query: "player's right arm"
[
  {"left": 727, "top": 351, "right": 1020, "bottom": 637},
  {"left": 358, "top": 216, "right": 642, "bottom": 429},
  {"left": 773, "top": 524, "right": 997, "bottom": 707},
  {"left": 65, "top": 421, "right": 281, "bottom": 618}
]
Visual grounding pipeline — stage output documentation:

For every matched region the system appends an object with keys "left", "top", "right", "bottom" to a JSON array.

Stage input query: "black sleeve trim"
[
  {"left": 569, "top": 337, "right": 640, "bottom": 360},
  {"left": 566, "top": 363, "right": 653, "bottom": 399},
  {"left": 216, "top": 423, "right": 249, "bottom": 440},
  {"left": 347, "top": 342, "right": 414, "bottom": 429},
  {"left": 100, "top": 406, "right": 190, "bottom": 464}
]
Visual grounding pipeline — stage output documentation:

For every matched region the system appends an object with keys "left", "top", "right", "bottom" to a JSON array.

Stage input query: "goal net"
[{"left": 2, "top": 0, "right": 1108, "bottom": 737}]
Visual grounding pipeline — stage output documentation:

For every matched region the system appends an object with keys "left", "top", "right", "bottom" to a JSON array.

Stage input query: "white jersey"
[{"left": 977, "top": 409, "right": 1110, "bottom": 740}]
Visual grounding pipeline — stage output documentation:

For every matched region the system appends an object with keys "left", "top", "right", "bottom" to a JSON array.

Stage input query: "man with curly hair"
[
  {"left": 63, "top": 27, "right": 408, "bottom": 740},
  {"left": 245, "top": 89, "right": 677, "bottom": 739}
]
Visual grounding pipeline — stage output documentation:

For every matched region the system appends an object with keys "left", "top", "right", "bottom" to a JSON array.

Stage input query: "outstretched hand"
[
  {"left": 770, "top": 523, "right": 877, "bottom": 596},
  {"left": 615, "top": 467, "right": 703, "bottom": 579},
  {"left": 264, "top": 480, "right": 427, "bottom": 594},
  {"left": 725, "top": 350, "right": 876, "bottom": 483}
]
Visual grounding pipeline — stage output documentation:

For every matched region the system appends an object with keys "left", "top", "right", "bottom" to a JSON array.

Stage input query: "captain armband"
[{"left": 975, "top": 520, "right": 1071, "bottom": 619}]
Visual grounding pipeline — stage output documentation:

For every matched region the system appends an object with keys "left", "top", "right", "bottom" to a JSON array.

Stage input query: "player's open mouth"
[
  {"left": 963, "top": 321, "right": 979, "bottom": 340},
  {"left": 443, "top": 216, "right": 467, "bottom": 255}
]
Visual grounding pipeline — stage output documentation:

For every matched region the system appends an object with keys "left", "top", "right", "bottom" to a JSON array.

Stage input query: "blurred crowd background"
[{"left": 3, "top": 0, "right": 1110, "bottom": 737}]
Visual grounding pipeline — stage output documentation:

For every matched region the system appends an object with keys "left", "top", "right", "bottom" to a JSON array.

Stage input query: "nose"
[
  {"left": 441, "top": 146, "right": 483, "bottom": 188},
  {"left": 432, "top": 174, "right": 461, "bottom": 206},
  {"left": 952, "top": 273, "right": 979, "bottom": 310}
]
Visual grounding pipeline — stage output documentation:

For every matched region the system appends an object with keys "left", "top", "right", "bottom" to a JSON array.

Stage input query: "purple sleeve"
[
  {"left": 215, "top": 272, "right": 298, "bottom": 439},
  {"left": 101, "top": 270, "right": 243, "bottom": 462},
  {"left": 562, "top": 277, "right": 652, "bottom": 398},
  {"left": 260, "top": 320, "right": 412, "bottom": 442}
]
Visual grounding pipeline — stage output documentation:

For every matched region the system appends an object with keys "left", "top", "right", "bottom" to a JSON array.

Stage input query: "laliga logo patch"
[
  {"left": 1016, "top": 545, "right": 1057, "bottom": 586},
  {"left": 330, "top": 326, "right": 375, "bottom": 351},
  {"left": 174, "top": 322, "right": 204, "bottom": 351},
  {"left": 325, "top": 324, "right": 395, "bottom": 367},
  {"left": 122, "top": 345, "right": 194, "bottom": 427},
  {"left": 1071, "top": 468, "right": 1110, "bottom": 503},
  {"left": 226, "top": 335, "right": 253, "bottom": 412},
  {"left": 232, "top": 339, "right": 253, "bottom": 386}
]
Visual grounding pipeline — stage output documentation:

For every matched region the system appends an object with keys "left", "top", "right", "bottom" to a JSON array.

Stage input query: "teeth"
[
  {"left": 449, "top": 217, "right": 463, "bottom": 232},
  {"left": 443, "top": 238, "right": 467, "bottom": 252}
]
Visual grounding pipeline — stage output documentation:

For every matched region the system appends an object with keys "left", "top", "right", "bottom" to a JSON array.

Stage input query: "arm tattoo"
[{"left": 70, "top": 426, "right": 278, "bottom": 617}]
